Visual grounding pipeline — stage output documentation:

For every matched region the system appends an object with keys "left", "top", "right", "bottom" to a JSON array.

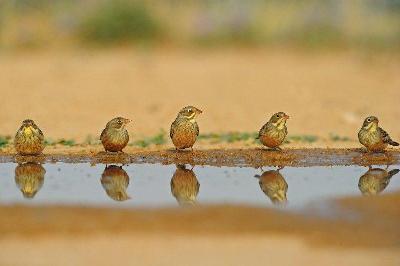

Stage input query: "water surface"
[{"left": 0, "top": 163, "right": 399, "bottom": 211}]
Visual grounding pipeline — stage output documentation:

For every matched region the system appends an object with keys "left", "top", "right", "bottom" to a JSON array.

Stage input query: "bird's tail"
[
  {"left": 389, "top": 140, "right": 399, "bottom": 146},
  {"left": 388, "top": 169, "right": 400, "bottom": 178}
]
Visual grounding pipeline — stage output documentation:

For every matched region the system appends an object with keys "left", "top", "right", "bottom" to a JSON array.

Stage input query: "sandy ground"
[
  {"left": 0, "top": 49, "right": 399, "bottom": 147},
  {"left": 0, "top": 191, "right": 399, "bottom": 266},
  {"left": 1, "top": 235, "right": 398, "bottom": 266}
]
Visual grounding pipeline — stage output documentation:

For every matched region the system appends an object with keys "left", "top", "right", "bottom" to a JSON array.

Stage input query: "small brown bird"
[
  {"left": 358, "top": 167, "right": 399, "bottom": 196},
  {"left": 14, "top": 119, "right": 45, "bottom": 155},
  {"left": 101, "top": 165, "right": 131, "bottom": 201},
  {"left": 15, "top": 162, "right": 45, "bottom": 199},
  {"left": 255, "top": 168, "right": 288, "bottom": 205},
  {"left": 257, "top": 112, "right": 289, "bottom": 150},
  {"left": 170, "top": 106, "right": 202, "bottom": 150},
  {"left": 170, "top": 164, "right": 200, "bottom": 206},
  {"left": 358, "top": 116, "right": 398, "bottom": 152},
  {"left": 100, "top": 117, "right": 131, "bottom": 152}
]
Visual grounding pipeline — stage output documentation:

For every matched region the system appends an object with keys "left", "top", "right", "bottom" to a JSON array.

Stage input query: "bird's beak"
[
  {"left": 284, "top": 114, "right": 289, "bottom": 120},
  {"left": 196, "top": 109, "right": 203, "bottom": 115},
  {"left": 124, "top": 119, "right": 132, "bottom": 124}
]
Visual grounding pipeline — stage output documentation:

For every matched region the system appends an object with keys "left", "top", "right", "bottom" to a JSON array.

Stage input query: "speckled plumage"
[
  {"left": 101, "top": 165, "right": 131, "bottom": 201},
  {"left": 358, "top": 116, "right": 399, "bottom": 152},
  {"left": 358, "top": 167, "right": 399, "bottom": 196},
  {"left": 258, "top": 112, "right": 289, "bottom": 150},
  {"left": 14, "top": 119, "right": 45, "bottom": 156},
  {"left": 255, "top": 169, "right": 288, "bottom": 205},
  {"left": 100, "top": 117, "right": 130, "bottom": 152},
  {"left": 15, "top": 162, "right": 45, "bottom": 199},
  {"left": 170, "top": 164, "right": 200, "bottom": 206},
  {"left": 170, "top": 106, "right": 202, "bottom": 150}
]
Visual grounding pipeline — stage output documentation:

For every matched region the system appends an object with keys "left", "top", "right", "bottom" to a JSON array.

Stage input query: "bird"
[
  {"left": 170, "top": 164, "right": 200, "bottom": 206},
  {"left": 100, "top": 117, "right": 131, "bottom": 153},
  {"left": 358, "top": 116, "right": 399, "bottom": 152},
  {"left": 257, "top": 112, "right": 289, "bottom": 150},
  {"left": 101, "top": 165, "right": 131, "bottom": 201},
  {"left": 255, "top": 168, "right": 288, "bottom": 205},
  {"left": 170, "top": 106, "right": 202, "bottom": 150},
  {"left": 15, "top": 162, "right": 46, "bottom": 199},
  {"left": 14, "top": 119, "right": 45, "bottom": 155},
  {"left": 358, "top": 167, "right": 399, "bottom": 196}
]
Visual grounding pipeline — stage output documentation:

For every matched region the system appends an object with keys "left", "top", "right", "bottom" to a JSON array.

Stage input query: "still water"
[{"left": 0, "top": 163, "right": 399, "bottom": 210}]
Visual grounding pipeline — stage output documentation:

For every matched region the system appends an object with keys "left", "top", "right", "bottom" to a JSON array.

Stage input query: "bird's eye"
[
  {"left": 187, "top": 109, "right": 192, "bottom": 113},
  {"left": 276, "top": 114, "right": 280, "bottom": 118},
  {"left": 367, "top": 118, "right": 371, "bottom": 122},
  {"left": 117, "top": 120, "right": 122, "bottom": 124}
]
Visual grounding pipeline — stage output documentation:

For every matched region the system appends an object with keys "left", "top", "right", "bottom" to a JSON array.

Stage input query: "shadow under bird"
[
  {"left": 100, "top": 117, "right": 131, "bottom": 153},
  {"left": 15, "top": 162, "right": 46, "bottom": 199},
  {"left": 257, "top": 112, "right": 289, "bottom": 151},
  {"left": 14, "top": 119, "right": 45, "bottom": 155},
  {"left": 170, "top": 164, "right": 200, "bottom": 206},
  {"left": 170, "top": 106, "right": 202, "bottom": 150},
  {"left": 358, "top": 116, "right": 399, "bottom": 152},
  {"left": 255, "top": 168, "right": 288, "bottom": 205},
  {"left": 101, "top": 165, "right": 131, "bottom": 201},
  {"left": 358, "top": 167, "right": 399, "bottom": 196}
]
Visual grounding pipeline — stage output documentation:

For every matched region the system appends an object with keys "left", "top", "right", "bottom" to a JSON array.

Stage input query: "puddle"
[{"left": 0, "top": 163, "right": 399, "bottom": 212}]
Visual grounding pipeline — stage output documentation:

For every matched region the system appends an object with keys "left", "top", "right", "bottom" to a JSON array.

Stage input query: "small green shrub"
[
  {"left": 79, "top": 0, "right": 161, "bottom": 44},
  {"left": 329, "top": 133, "right": 351, "bottom": 142},
  {"left": 45, "top": 138, "right": 76, "bottom": 146},
  {"left": 132, "top": 129, "right": 167, "bottom": 148},
  {"left": 0, "top": 135, "right": 11, "bottom": 148}
]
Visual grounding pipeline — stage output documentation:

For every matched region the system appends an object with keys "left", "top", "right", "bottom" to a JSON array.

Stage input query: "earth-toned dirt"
[
  {"left": 1, "top": 148, "right": 399, "bottom": 167},
  {"left": 0, "top": 193, "right": 399, "bottom": 266},
  {"left": 0, "top": 49, "right": 399, "bottom": 144}
]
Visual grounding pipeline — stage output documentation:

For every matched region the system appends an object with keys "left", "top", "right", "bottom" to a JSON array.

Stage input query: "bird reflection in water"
[
  {"left": 101, "top": 165, "right": 131, "bottom": 201},
  {"left": 15, "top": 162, "right": 46, "bottom": 199},
  {"left": 255, "top": 167, "right": 288, "bottom": 205},
  {"left": 170, "top": 164, "right": 200, "bottom": 206},
  {"left": 358, "top": 166, "right": 399, "bottom": 196}
]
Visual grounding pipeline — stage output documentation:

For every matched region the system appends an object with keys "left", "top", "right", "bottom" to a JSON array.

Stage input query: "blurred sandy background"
[{"left": 0, "top": 0, "right": 399, "bottom": 146}]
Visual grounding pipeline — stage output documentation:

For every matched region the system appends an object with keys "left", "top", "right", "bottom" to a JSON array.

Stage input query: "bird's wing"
[
  {"left": 194, "top": 122, "right": 199, "bottom": 136},
  {"left": 170, "top": 120, "right": 177, "bottom": 139},
  {"left": 100, "top": 128, "right": 106, "bottom": 140},
  {"left": 258, "top": 123, "right": 267, "bottom": 138},
  {"left": 378, "top": 127, "right": 393, "bottom": 144},
  {"left": 38, "top": 128, "right": 45, "bottom": 141}
]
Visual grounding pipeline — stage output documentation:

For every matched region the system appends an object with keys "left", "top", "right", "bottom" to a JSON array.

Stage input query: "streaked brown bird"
[
  {"left": 100, "top": 117, "right": 131, "bottom": 152},
  {"left": 257, "top": 112, "right": 289, "bottom": 151},
  {"left": 358, "top": 167, "right": 399, "bottom": 196},
  {"left": 170, "top": 164, "right": 200, "bottom": 206},
  {"left": 255, "top": 168, "right": 288, "bottom": 205},
  {"left": 101, "top": 165, "right": 131, "bottom": 201},
  {"left": 170, "top": 106, "right": 202, "bottom": 150},
  {"left": 14, "top": 119, "right": 45, "bottom": 155},
  {"left": 358, "top": 116, "right": 399, "bottom": 152},
  {"left": 15, "top": 162, "right": 45, "bottom": 199}
]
